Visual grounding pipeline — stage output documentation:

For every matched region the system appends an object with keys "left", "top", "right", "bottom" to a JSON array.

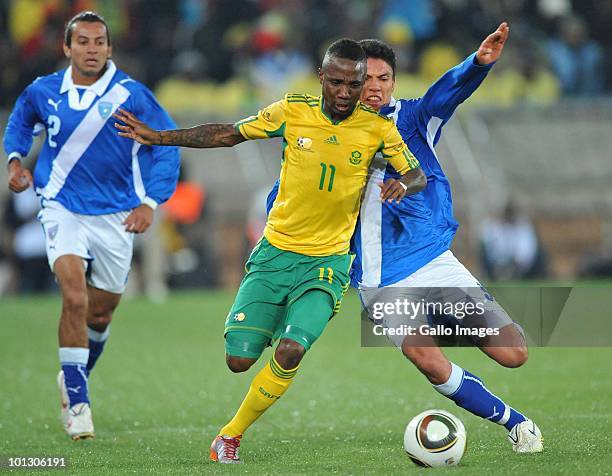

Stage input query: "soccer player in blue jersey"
[
  {"left": 4, "top": 11, "right": 180, "bottom": 439},
  {"left": 264, "top": 23, "right": 542, "bottom": 453},
  {"left": 354, "top": 23, "right": 543, "bottom": 453}
]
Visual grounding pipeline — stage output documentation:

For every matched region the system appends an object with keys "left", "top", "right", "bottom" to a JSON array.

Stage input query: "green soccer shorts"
[{"left": 224, "top": 237, "right": 352, "bottom": 358}]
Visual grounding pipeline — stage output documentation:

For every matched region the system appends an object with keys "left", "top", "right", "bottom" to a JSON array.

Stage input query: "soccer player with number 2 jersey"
[{"left": 4, "top": 11, "right": 180, "bottom": 440}]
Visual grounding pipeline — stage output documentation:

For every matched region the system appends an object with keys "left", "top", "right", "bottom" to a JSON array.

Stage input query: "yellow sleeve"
[
  {"left": 234, "top": 98, "right": 287, "bottom": 140},
  {"left": 380, "top": 120, "right": 420, "bottom": 175}
]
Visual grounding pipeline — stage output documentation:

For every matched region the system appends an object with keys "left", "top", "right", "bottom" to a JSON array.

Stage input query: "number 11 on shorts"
[{"left": 318, "top": 267, "right": 333, "bottom": 284}]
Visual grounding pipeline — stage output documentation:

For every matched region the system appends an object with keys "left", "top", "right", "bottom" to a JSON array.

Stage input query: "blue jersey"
[
  {"left": 3, "top": 61, "right": 180, "bottom": 215},
  {"left": 266, "top": 53, "right": 493, "bottom": 287},
  {"left": 352, "top": 53, "right": 493, "bottom": 287}
]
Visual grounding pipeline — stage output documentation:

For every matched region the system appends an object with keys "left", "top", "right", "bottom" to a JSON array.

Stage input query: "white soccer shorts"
[
  {"left": 38, "top": 200, "right": 134, "bottom": 294},
  {"left": 359, "top": 251, "right": 513, "bottom": 348}
]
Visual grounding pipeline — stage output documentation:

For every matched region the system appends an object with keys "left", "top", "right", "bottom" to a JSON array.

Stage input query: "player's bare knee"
[
  {"left": 88, "top": 311, "right": 112, "bottom": 332},
  {"left": 226, "top": 355, "right": 255, "bottom": 373},
  {"left": 88, "top": 304, "right": 117, "bottom": 331},
  {"left": 499, "top": 346, "right": 528, "bottom": 368},
  {"left": 274, "top": 339, "right": 305, "bottom": 369}
]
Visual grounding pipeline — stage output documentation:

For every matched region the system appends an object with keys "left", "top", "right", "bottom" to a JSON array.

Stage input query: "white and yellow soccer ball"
[{"left": 403, "top": 409, "right": 467, "bottom": 467}]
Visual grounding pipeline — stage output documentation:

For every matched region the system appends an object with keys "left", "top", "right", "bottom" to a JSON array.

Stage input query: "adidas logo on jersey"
[{"left": 324, "top": 135, "right": 340, "bottom": 145}]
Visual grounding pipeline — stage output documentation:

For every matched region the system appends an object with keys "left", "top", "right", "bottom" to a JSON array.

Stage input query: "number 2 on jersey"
[
  {"left": 318, "top": 162, "right": 335, "bottom": 192},
  {"left": 47, "top": 115, "right": 61, "bottom": 148}
]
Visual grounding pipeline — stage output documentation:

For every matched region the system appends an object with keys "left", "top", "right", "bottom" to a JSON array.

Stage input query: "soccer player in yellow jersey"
[{"left": 114, "top": 39, "right": 426, "bottom": 463}]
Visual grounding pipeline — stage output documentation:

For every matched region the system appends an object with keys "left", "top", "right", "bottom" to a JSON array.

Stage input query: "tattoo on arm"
[{"left": 158, "top": 124, "right": 246, "bottom": 148}]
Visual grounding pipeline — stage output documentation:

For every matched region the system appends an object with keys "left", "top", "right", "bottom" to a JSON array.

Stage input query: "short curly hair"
[{"left": 323, "top": 38, "right": 367, "bottom": 67}]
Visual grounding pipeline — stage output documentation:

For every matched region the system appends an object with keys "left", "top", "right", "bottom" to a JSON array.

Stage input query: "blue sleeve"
[
  {"left": 3, "top": 84, "right": 40, "bottom": 159},
  {"left": 133, "top": 87, "right": 180, "bottom": 205},
  {"left": 413, "top": 53, "right": 494, "bottom": 139},
  {"left": 266, "top": 180, "right": 279, "bottom": 215}
]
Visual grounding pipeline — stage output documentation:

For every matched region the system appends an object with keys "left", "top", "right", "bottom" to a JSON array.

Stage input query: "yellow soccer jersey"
[{"left": 235, "top": 93, "right": 420, "bottom": 256}]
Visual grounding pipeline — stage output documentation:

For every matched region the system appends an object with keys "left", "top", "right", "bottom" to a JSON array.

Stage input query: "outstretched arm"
[
  {"left": 417, "top": 22, "right": 509, "bottom": 121},
  {"left": 475, "top": 22, "right": 509, "bottom": 66},
  {"left": 114, "top": 109, "right": 246, "bottom": 148}
]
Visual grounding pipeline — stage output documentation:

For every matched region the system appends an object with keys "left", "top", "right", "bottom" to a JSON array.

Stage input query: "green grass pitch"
[{"left": 1, "top": 290, "right": 611, "bottom": 474}]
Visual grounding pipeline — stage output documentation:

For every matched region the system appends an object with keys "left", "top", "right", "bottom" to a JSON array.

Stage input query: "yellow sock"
[{"left": 219, "top": 356, "right": 298, "bottom": 437}]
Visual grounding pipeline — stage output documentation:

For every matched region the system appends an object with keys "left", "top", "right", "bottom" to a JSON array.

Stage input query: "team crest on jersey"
[
  {"left": 233, "top": 312, "right": 246, "bottom": 322},
  {"left": 349, "top": 150, "right": 362, "bottom": 165},
  {"left": 98, "top": 101, "right": 113, "bottom": 119},
  {"left": 296, "top": 137, "right": 313, "bottom": 151}
]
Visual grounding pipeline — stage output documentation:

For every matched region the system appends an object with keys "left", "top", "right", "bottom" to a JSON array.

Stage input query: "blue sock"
[
  {"left": 86, "top": 326, "right": 110, "bottom": 374},
  {"left": 59, "top": 347, "right": 90, "bottom": 407},
  {"left": 434, "top": 362, "right": 527, "bottom": 431}
]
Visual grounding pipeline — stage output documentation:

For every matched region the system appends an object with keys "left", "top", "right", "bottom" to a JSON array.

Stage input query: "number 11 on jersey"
[
  {"left": 319, "top": 162, "right": 335, "bottom": 192},
  {"left": 318, "top": 267, "right": 333, "bottom": 284}
]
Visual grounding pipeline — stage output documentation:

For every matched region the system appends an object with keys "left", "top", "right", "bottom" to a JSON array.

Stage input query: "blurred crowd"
[
  {"left": 1, "top": 0, "right": 611, "bottom": 294},
  {"left": 0, "top": 0, "right": 611, "bottom": 115}
]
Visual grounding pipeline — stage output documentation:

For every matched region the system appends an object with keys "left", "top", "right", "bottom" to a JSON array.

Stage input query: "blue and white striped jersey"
[
  {"left": 4, "top": 61, "right": 180, "bottom": 215},
  {"left": 351, "top": 53, "right": 494, "bottom": 287}
]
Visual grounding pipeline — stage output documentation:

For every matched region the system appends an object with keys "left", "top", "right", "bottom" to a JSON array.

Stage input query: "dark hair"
[
  {"left": 359, "top": 39, "right": 396, "bottom": 78},
  {"left": 323, "top": 38, "right": 366, "bottom": 67},
  {"left": 64, "top": 11, "right": 111, "bottom": 46}
]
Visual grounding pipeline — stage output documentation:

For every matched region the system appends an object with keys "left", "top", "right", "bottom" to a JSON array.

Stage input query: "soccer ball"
[{"left": 403, "top": 409, "right": 467, "bottom": 467}]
